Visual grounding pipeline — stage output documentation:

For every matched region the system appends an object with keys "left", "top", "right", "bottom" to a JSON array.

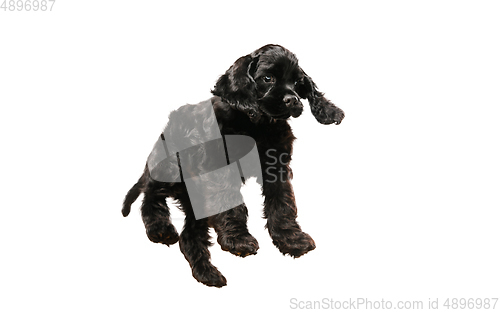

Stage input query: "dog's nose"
[
  {"left": 284, "top": 95, "right": 303, "bottom": 118},
  {"left": 284, "top": 95, "right": 299, "bottom": 107}
]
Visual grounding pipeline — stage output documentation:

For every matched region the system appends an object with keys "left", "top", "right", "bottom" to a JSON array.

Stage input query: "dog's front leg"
[
  {"left": 261, "top": 151, "right": 316, "bottom": 258},
  {"left": 210, "top": 204, "right": 259, "bottom": 257}
]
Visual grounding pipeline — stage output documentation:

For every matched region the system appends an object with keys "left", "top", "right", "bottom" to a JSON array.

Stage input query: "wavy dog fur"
[{"left": 123, "top": 44, "right": 345, "bottom": 287}]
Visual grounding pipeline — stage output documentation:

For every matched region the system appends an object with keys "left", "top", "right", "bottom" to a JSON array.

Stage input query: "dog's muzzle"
[{"left": 284, "top": 95, "right": 303, "bottom": 118}]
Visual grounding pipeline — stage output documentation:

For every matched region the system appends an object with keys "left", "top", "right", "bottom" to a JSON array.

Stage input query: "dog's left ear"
[
  {"left": 296, "top": 71, "right": 345, "bottom": 125},
  {"left": 212, "top": 54, "right": 262, "bottom": 122}
]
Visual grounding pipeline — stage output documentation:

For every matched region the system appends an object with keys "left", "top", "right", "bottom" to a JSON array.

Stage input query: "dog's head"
[{"left": 212, "top": 44, "right": 344, "bottom": 125}]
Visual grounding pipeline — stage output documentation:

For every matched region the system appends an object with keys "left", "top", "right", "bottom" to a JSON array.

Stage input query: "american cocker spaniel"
[{"left": 122, "top": 44, "right": 345, "bottom": 287}]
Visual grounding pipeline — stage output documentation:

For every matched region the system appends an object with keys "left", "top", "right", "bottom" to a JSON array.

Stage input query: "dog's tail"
[{"left": 122, "top": 173, "right": 146, "bottom": 217}]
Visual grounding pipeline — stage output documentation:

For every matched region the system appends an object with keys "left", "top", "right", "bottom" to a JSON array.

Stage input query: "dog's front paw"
[
  {"left": 218, "top": 232, "right": 259, "bottom": 257},
  {"left": 145, "top": 221, "right": 179, "bottom": 246},
  {"left": 192, "top": 263, "right": 227, "bottom": 288},
  {"left": 273, "top": 231, "right": 316, "bottom": 258}
]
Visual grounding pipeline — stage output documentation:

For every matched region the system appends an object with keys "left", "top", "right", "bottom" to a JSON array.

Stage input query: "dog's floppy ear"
[
  {"left": 297, "top": 71, "right": 345, "bottom": 125},
  {"left": 212, "top": 54, "right": 262, "bottom": 122}
]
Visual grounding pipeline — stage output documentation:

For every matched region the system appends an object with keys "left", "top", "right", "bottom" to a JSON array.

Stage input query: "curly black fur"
[{"left": 123, "top": 44, "right": 345, "bottom": 287}]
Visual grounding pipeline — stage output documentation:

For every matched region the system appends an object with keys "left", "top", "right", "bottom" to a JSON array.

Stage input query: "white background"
[{"left": 1, "top": 1, "right": 499, "bottom": 312}]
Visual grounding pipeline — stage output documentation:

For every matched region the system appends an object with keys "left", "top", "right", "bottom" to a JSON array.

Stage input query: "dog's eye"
[{"left": 263, "top": 75, "right": 275, "bottom": 83}]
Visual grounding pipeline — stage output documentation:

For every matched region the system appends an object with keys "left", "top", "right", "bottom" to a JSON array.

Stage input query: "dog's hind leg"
[
  {"left": 140, "top": 182, "right": 179, "bottom": 246},
  {"left": 177, "top": 193, "right": 227, "bottom": 287}
]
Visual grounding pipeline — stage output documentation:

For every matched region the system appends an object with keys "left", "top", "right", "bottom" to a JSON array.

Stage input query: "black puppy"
[{"left": 122, "top": 44, "right": 344, "bottom": 287}]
